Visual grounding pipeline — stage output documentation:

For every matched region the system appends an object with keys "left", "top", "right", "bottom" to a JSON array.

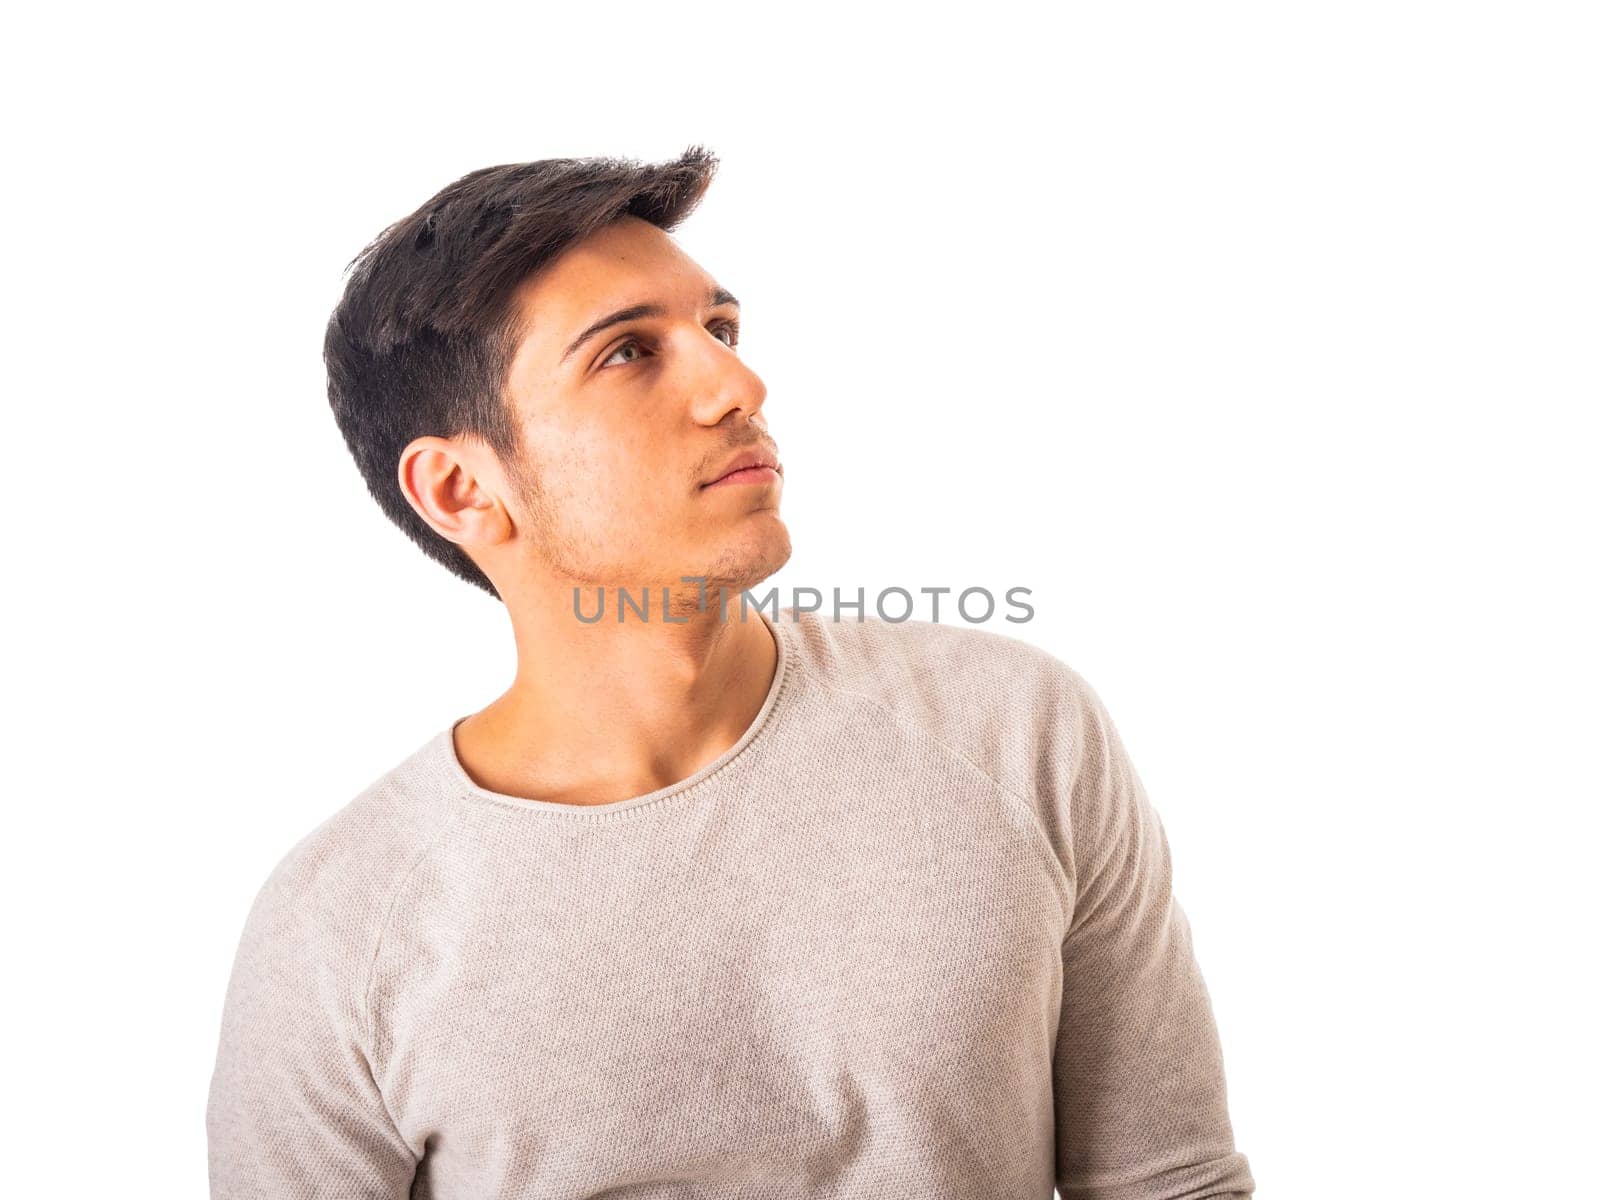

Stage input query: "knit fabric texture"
[{"left": 206, "top": 606, "right": 1254, "bottom": 1198}]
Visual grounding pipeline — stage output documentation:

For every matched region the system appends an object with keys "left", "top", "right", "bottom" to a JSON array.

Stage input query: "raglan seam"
[
  {"left": 786, "top": 652, "right": 1074, "bottom": 928},
  {"left": 356, "top": 798, "right": 474, "bottom": 1144}
]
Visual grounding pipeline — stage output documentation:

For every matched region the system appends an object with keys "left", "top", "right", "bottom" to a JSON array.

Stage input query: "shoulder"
[
  {"left": 230, "top": 732, "right": 467, "bottom": 989},
  {"left": 208, "top": 736, "right": 461, "bottom": 1172},
  {"left": 775, "top": 606, "right": 1108, "bottom": 803}
]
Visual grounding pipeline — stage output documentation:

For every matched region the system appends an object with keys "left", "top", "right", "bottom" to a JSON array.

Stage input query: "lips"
[
  {"left": 703, "top": 448, "right": 783, "bottom": 488},
  {"left": 705, "top": 464, "right": 781, "bottom": 488}
]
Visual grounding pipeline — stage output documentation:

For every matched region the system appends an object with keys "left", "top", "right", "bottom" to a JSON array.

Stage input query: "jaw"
[{"left": 668, "top": 513, "right": 794, "bottom": 607}]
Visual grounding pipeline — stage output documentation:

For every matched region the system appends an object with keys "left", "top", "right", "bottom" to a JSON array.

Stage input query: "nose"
[{"left": 686, "top": 330, "right": 767, "bottom": 428}]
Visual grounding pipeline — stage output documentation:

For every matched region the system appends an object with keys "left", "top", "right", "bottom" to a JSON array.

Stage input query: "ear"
[{"left": 396, "top": 435, "right": 514, "bottom": 550}]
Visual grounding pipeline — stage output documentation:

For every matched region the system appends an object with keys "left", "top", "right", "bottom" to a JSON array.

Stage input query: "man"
[{"left": 206, "top": 148, "right": 1254, "bottom": 1199}]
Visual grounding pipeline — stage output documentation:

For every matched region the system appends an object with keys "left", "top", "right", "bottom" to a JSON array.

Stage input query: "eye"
[
  {"left": 599, "top": 339, "right": 648, "bottom": 369},
  {"left": 596, "top": 319, "right": 741, "bottom": 370}
]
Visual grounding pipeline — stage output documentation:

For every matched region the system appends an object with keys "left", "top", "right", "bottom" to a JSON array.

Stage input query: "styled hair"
[{"left": 324, "top": 147, "right": 720, "bottom": 600}]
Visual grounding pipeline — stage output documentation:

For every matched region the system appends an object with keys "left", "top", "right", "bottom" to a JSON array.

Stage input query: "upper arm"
[
  {"left": 206, "top": 854, "right": 417, "bottom": 1198},
  {"left": 1052, "top": 678, "right": 1254, "bottom": 1199}
]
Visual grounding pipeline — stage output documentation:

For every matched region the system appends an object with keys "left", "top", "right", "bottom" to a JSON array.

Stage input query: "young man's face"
[{"left": 496, "top": 215, "right": 790, "bottom": 600}]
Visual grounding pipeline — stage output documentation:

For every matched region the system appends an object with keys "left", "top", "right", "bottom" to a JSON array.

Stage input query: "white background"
[{"left": 5, "top": 3, "right": 1595, "bottom": 1195}]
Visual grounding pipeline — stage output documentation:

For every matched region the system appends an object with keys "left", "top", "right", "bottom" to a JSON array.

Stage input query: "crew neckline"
[{"left": 427, "top": 607, "right": 795, "bottom": 819}]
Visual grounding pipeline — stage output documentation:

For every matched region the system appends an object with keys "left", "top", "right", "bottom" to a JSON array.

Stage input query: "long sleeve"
[
  {"left": 205, "top": 845, "right": 418, "bottom": 1198},
  {"left": 1052, "top": 682, "right": 1254, "bottom": 1199}
]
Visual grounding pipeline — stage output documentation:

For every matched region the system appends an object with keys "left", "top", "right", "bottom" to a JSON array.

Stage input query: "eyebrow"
[{"left": 560, "top": 286, "right": 740, "bottom": 364}]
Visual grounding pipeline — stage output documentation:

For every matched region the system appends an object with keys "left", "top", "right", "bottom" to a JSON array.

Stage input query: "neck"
[{"left": 453, "top": 578, "right": 780, "bottom": 807}]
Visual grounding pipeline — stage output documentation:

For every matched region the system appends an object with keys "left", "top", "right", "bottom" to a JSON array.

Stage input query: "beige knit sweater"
[{"left": 206, "top": 607, "right": 1253, "bottom": 1198}]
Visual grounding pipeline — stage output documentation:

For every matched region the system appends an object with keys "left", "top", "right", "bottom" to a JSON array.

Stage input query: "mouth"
[
  {"left": 703, "top": 464, "right": 782, "bottom": 489},
  {"left": 701, "top": 450, "right": 783, "bottom": 489}
]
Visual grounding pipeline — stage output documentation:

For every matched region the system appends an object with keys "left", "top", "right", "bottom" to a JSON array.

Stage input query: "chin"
[{"left": 687, "top": 519, "right": 793, "bottom": 597}]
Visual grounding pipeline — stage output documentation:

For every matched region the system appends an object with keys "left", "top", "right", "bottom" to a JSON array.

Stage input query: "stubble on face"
[
  {"left": 500, "top": 431, "right": 789, "bottom": 608},
  {"left": 499, "top": 437, "right": 605, "bottom": 587}
]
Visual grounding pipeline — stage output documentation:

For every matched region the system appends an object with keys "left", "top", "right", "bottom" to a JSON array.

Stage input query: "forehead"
[{"left": 509, "top": 217, "right": 713, "bottom": 354}]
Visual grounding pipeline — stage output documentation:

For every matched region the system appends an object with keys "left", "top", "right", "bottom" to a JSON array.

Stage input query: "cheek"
[
  {"left": 540, "top": 420, "right": 682, "bottom": 514},
  {"left": 532, "top": 418, "right": 615, "bottom": 486}
]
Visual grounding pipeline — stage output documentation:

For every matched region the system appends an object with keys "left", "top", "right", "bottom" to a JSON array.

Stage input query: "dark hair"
[{"left": 323, "top": 147, "right": 720, "bottom": 600}]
